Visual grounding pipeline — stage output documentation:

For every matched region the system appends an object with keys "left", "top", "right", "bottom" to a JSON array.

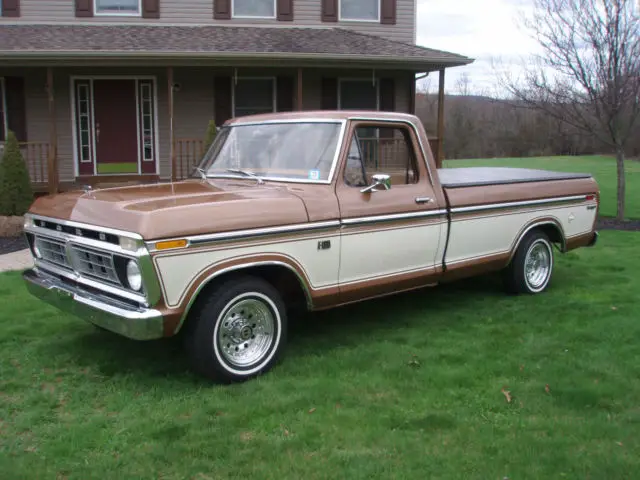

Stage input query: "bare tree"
[{"left": 499, "top": 0, "right": 640, "bottom": 220}]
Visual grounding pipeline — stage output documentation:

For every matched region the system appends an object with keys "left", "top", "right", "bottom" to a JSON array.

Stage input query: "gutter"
[{"left": 0, "top": 50, "right": 474, "bottom": 67}]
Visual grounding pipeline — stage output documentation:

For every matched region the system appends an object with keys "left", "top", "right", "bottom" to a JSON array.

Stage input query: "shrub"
[
  {"left": 203, "top": 119, "right": 218, "bottom": 153},
  {"left": 0, "top": 130, "right": 33, "bottom": 216}
]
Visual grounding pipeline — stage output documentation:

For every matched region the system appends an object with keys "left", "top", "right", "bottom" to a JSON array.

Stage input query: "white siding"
[{"left": 6, "top": 0, "right": 415, "bottom": 45}]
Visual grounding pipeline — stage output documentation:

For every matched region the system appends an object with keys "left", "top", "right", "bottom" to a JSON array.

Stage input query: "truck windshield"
[{"left": 198, "top": 122, "right": 343, "bottom": 183}]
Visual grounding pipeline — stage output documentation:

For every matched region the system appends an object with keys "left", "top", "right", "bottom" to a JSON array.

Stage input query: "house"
[{"left": 0, "top": 0, "right": 473, "bottom": 193}]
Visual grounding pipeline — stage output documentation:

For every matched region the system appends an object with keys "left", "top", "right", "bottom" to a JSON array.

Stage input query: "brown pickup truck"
[{"left": 22, "top": 111, "right": 599, "bottom": 382}]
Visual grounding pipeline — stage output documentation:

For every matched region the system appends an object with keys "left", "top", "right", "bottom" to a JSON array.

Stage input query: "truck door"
[{"left": 336, "top": 120, "right": 445, "bottom": 302}]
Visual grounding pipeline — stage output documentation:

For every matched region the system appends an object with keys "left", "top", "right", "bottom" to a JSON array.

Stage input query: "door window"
[{"left": 344, "top": 125, "right": 419, "bottom": 187}]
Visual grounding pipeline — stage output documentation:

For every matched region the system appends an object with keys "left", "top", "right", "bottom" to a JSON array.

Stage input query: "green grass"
[
  {"left": 1, "top": 230, "right": 639, "bottom": 478},
  {"left": 444, "top": 155, "right": 640, "bottom": 219}
]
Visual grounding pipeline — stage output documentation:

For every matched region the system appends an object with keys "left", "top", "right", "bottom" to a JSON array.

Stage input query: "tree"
[
  {"left": 0, "top": 131, "right": 33, "bottom": 217},
  {"left": 498, "top": 0, "right": 640, "bottom": 220}
]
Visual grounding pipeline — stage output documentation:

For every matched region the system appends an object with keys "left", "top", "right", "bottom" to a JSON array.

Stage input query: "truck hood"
[{"left": 28, "top": 180, "right": 310, "bottom": 240}]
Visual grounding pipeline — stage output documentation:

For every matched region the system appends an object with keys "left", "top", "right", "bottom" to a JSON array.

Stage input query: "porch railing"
[
  {"left": 18, "top": 142, "right": 50, "bottom": 187},
  {"left": 174, "top": 138, "right": 205, "bottom": 180}
]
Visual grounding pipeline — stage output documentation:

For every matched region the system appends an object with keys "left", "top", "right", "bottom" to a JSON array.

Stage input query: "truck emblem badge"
[
  {"left": 318, "top": 240, "right": 331, "bottom": 250},
  {"left": 75, "top": 229, "right": 83, "bottom": 236},
  {"left": 99, "top": 233, "right": 106, "bottom": 241},
  {"left": 56, "top": 225, "right": 62, "bottom": 231},
  {"left": 568, "top": 213, "right": 575, "bottom": 223}
]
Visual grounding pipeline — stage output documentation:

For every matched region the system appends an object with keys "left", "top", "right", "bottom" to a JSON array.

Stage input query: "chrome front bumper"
[{"left": 23, "top": 268, "right": 165, "bottom": 340}]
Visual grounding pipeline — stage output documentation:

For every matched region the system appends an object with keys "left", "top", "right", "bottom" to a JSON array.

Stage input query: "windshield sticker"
[{"left": 308, "top": 170, "right": 321, "bottom": 181}]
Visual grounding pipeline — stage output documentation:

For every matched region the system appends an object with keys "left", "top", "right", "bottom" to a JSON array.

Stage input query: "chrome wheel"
[
  {"left": 216, "top": 295, "right": 276, "bottom": 368},
  {"left": 524, "top": 240, "right": 552, "bottom": 290}
]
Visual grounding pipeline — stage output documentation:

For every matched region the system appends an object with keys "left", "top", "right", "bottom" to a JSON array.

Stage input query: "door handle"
[
  {"left": 415, "top": 197, "right": 434, "bottom": 204},
  {"left": 96, "top": 122, "right": 100, "bottom": 143}
]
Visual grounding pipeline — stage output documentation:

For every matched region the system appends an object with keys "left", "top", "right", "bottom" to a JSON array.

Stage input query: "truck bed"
[{"left": 437, "top": 167, "right": 592, "bottom": 188}]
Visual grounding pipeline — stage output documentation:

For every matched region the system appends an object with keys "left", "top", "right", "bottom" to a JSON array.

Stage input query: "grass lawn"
[
  {"left": 1, "top": 230, "right": 639, "bottom": 478},
  {"left": 444, "top": 155, "right": 640, "bottom": 220}
]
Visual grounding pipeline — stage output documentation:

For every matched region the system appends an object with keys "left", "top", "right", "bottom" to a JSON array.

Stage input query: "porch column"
[
  {"left": 436, "top": 68, "right": 445, "bottom": 168},
  {"left": 168, "top": 67, "right": 176, "bottom": 181},
  {"left": 46, "top": 67, "right": 59, "bottom": 194},
  {"left": 296, "top": 68, "right": 303, "bottom": 111}
]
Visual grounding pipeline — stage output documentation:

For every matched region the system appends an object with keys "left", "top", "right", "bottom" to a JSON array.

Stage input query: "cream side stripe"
[
  {"left": 445, "top": 205, "right": 596, "bottom": 264},
  {"left": 450, "top": 195, "right": 589, "bottom": 214}
]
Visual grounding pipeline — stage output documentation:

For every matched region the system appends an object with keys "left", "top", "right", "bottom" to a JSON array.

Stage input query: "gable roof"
[{"left": 0, "top": 24, "right": 473, "bottom": 69}]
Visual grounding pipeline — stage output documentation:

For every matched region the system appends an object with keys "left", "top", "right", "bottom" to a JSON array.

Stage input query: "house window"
[
  {"left": 232, "top": 0, "right": 276, "bottom": 18},
  {"left": 0, "top": 78, "right": 7, "bottom": 142},
  {"left": 139, "top": 80, "right": 155, "bottom": 163},
  {"left": 75, "top": 81, "right": 93, "bottom": 163},
  {"left": 338, "top": 79, "right": 379, "bottom": 110},
  {"left": 339, "top": 0, "right": 380, "bottom": 22},
  {"left": 233, "top": 78, "right": 276, "bottom": 118},
  {"left": 95, "top": 0, "right": 141, "bottom": 15}
]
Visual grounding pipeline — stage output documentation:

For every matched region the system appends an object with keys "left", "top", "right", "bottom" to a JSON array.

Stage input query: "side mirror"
[{"left": 360, "top": 173, "right": 391, "bottom": 194}]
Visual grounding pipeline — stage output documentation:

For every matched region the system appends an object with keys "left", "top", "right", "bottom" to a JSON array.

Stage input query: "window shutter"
[
  {"left": 214, "top": 0, "right": 231, "bottom": 19},
  {"left": 276, "top": 76, "right": 294, "bottom": 112},
  {"left": 142, "top": 0, "right": 160, "bottom": 18},
  {"left": 321, "top": 78, "right": 338, "bottom": 110},
  {"left": 321, "top": 0, "right": 338, "bottom": 22},
  {"left": 2, "top": 0, "right": 20, "bottom": 17},
  {"left": 277, "top": 0, "right": 293, "bottom": 21},
  {"left": 381, "top": 0, "right": 396, "bottom": 25},
  {"left": 214, "top": 76, "right": 232, "bottom": 126},
  {"left": 75, "top": 0, "right": 94, "bottom": 18},
  {"left": 5, "top": 77, "right": 27, "bottom": 142},
  {"left": 408, "top": 75, "right": 416, "bottom": 114},
  {"left": 379, "top": 78, "right": 395, "bottom": 112}
]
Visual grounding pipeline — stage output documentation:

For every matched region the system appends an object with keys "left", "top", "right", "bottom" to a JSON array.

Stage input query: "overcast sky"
[{"left": 415, "top": 0, "right": 539, "bottom": 94}]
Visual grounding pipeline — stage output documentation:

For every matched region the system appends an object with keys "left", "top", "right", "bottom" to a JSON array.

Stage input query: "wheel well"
[
  {"left": 178, "top": 264, "right": 311, "bottom": 333},
  {"left": 536, "top": 223, "right": 566, "bottom": 251},
  {"left": 515, "top": 223, "right": 565, "bottom": 257}
]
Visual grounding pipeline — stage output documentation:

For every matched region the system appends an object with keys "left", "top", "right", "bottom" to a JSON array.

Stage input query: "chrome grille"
[
  {"left": 69, "top": 245, "right": 120, "bottom": 286},
  {"left": 34, "top": 237, "right": 71, "bottom": 269}
]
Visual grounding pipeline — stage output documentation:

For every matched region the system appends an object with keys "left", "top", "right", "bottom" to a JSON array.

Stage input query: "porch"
[{"left": 8, "top": 66, "right": 447, "bottom": 194}]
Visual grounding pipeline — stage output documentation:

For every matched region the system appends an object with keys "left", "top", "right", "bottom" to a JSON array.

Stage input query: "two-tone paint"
[{"left": 22, "top": 110, "right": 600, "bottom": 340}]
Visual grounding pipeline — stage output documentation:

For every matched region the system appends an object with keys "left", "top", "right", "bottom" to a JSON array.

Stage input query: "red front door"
[{"left": 93, "top": 80, "right": 139, "bottom": 174}]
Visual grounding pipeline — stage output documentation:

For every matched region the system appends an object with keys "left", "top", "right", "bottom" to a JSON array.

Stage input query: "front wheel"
[
  {"left": 184, "top": 276, "right": 287, "bottom": 383},
  {"left": 503, "top": 230, "right": 554, "bottom": 294}
]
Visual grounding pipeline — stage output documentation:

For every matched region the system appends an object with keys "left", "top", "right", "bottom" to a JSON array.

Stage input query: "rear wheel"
[
  {"left": 503, "top": 230, "right": 554, "bottom": 294},
  {"left": 183, "top": 276, "right": 287, "bottom": 383}
]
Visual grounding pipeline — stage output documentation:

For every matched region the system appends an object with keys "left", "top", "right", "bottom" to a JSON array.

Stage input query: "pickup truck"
[{"left": 22, "top": 111, "right": 599, "bottom": 382}]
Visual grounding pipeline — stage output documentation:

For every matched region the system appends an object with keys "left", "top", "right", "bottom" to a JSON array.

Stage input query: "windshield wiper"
[{"left": 225, "top": 168, "right": 265, "bottom": 185}]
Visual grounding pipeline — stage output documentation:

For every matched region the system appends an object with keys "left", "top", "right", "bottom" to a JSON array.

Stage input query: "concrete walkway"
[{"left": 0, "top": 249, "right": 33, "bottom": 273}]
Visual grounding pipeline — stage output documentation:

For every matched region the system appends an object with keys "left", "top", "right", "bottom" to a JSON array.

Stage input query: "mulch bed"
[
  {"left": 0, "top": 236, "right": 28, "bottom": 255},
  {"left": 596, "top": 217, "right": 640, "bottom": 232}
]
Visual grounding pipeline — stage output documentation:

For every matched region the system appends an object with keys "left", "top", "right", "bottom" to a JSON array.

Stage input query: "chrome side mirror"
[{"left": 360, "top": 174, "right": 391, "bottom": 194}]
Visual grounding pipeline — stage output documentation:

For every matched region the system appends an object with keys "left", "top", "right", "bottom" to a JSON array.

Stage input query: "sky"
[{"left": 415, "top": 0, "right": 540, "bottom": 95}]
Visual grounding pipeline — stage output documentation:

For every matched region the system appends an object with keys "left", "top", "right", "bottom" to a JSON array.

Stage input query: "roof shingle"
[{"left": 0, "top": 24, "right": 473, "bottom": 67}]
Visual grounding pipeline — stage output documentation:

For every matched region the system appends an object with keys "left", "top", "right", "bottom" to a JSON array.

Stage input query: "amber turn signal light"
[{"left": 155, "top": 239, "right": 188, "bottom": 250}]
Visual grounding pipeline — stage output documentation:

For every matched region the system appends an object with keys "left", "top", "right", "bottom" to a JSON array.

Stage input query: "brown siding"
[{"left": 3, "top": 0, "right": 415, "bottom": 44}]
